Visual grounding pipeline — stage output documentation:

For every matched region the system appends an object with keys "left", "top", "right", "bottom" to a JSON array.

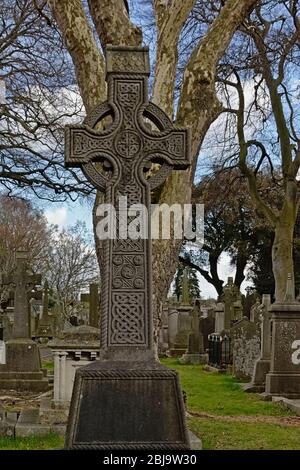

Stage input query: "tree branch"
[{"left": 47, "top": 0, "right": 106, "bottom": 113}]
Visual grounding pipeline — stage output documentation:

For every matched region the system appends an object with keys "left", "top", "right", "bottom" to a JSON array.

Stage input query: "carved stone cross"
[
  {"left": 66, "top": 45, "right": 190, "bottom": 361},
  {"left": 65, "top": 45, "right": 191, "bottom": 450},
  {"left": 0, "top": 251, "right": 41, "bottom": 339}
]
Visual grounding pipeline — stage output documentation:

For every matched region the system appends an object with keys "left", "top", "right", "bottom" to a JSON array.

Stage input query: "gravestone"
[
  {"left": 80, "top": 283, "right": 100, "bottom": 328},
  {"left": 64, "top": 45, "right": 191, "bottom": 449},
  {"left": 221, "top": 277, "right": 242, "bottom": 329},
  {"left": 214, "top": 302, "right": 225, "bottom": 333},
  {"left": 180, "top": 302, "right": 208, "bottom": 365},
  {"left": 0, "top": 251, "right": 48, "bottom": 391},
  {"left": 252, "top": 294, "right": 272, "bottom": 388},
  {"left": 36, "top": 280, "right": 54, "bottom": 341},
  {"left": 250, "top": 297, "right": 261, "bottom": 323},
  {"left": 231, "top": 317, "right": 261, "bottom": 380},
  {"left": 266, "top": 275, "right": 300, "bottom": 398}
]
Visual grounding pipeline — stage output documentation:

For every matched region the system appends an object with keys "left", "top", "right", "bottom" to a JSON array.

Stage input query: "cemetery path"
[{"left": 188, "top": 410, "right": 300, "bottom": 427}]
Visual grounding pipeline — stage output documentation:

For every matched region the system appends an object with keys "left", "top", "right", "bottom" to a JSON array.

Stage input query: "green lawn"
[
  {"left": 162, "top": 358, "right": 300, "bottom": 450},
  {"left": 0, "top": 434, "right": 64, "bottom": 450}
]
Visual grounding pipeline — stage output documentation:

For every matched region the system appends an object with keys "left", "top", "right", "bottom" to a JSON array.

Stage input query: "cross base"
[
  {"left": 65, "top": 360, "right": 190, "bottom": 449},
  {"left": 0, "top": 339, "right": 49, "bottom": 392}
]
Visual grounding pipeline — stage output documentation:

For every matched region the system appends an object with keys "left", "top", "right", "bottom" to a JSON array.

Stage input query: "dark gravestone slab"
[{"left": 64, "top": 45, "right": 191, "bottom": 449}]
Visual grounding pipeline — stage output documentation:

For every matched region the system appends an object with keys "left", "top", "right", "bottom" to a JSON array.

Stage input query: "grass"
[
  {"left": 161, "top": 358, "right": 300, "bottom": 450},
  {"left": 189, "top": 419, "right": 300, "bottom": 450},
  {"left": 41, "top": 361, "right": 54, "bottom": 373},
  {"left": 0, "top": 433, "right": 64, "bottom": 450}
]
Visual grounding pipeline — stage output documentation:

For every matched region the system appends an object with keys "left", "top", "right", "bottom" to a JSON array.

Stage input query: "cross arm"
[
  {"left": 65, "top": 124, "right": 115, "bottom": 168},
  {"left": 143, "top": 127, "right": 191, "bottom": 169}
]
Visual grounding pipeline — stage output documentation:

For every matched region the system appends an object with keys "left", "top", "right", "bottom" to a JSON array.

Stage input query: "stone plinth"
[
  {"left": 48, "top": 325, "right": 100, "bottom": 404},
  {"left": 65, "top": 360, "right": 189, "bottom": 450},
  {"left": 266, "top": 302, "right": 300, "bottom": 398},
  {"left": 0, "top": 339, "right": 48, "bottom": 391}
]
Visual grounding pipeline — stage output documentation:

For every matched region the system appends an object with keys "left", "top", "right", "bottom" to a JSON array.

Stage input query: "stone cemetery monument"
[
  {"left": 214, "top": 302, "right": 225, "bottom": 333},
  {"left": 167, "top": 272, "right": 194, "bottom": 356},
  {"left": 266, "top": 275, "right": 300, "bottom": 398},
  {"left": 221, "top": 277, "right": 243, "bottom": 329},
  {"left": 251, "top": 294, "right": 272, "bottom": 390},
  {"left": 36, "top": 280, "right": 54, "bottom": 341},
  {"left": 231, "top": 316, "right": 261, "bottom": 380},
  {"left": 250, "top": 297, "right": 262, "bottom": 323},
  {"left": 80, "top": 282, "right": 100, "bottom": 328},
  {"left": 158, "top": 303, "right": 169, "bottom": 356},
  {"left": 49, "top": 325, "right": 100, "bottom": 406},
  {"left": 0, "top": 251, "right": 48, "bottom": 391},
  {"left": 64, "top": 45, "right": 191, "bottom": 449},
  {"left": 180, "top": 301, "right": 208, "bottom": 365}
]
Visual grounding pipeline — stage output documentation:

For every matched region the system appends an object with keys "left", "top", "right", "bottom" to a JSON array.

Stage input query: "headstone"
[
  {"left": 0, "top": 251, "right": 48, "bottom": 391},
  {"left": 266, "top": 275, "right": 300, "bottom": 398},
  {"left": 250, "top": 297, "right": 261, "bottom": 323},
  {"left": 36, "top": 280, "right": 54, "bottom": 341},
  {"left": 180, "top": 301, "right": 208, "bottom": 365},
  {"left": 64, "top": 45, "right": 191, "bottom": 449},
  {"left": 167, "top": 301, "right": 193, "bottom": 356},
  {"left": 158, "top": 303, "right": 169, "bottom": 356},
  {"left": 214, "top": 302, "right": 225, "bottom": 333},
  {"left": 221, "top": 277, "right": 243, "bottom": 328},
  {"left": 252, "top": 294, "right": 272, "bottom": 388},
  {"left": 80, "top": 283, "right": 100, "bottom": 328},
  {"left": 231, "top": 316, "right": 260, "bottom": 380}
]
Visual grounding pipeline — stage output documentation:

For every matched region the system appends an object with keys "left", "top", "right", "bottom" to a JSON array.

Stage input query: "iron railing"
[{"left": 208, "top": 333, "right": 232, "bottom": 369}]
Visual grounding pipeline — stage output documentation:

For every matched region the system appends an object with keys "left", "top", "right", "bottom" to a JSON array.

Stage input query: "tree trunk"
[{"left": 272, "top": 205, "right": 296, "bottom": 302}]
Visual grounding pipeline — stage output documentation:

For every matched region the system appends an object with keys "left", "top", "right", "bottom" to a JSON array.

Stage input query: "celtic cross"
[
  {"left": 0, "top": 251, "right": 42, "bottom": 339},
  {"left": 65, "top": 45, "right": 191, "bottom": 361}
]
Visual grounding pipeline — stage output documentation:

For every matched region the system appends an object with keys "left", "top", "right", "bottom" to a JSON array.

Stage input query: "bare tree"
[
  {"left": 0, "top": 0, "right": 93, "bottom": 201},
  {"left": 46, "top": 221, "right": 99, "bottom": 318},
  {"left": 207, "top": 0, "right": 300, "bottom": 300}
]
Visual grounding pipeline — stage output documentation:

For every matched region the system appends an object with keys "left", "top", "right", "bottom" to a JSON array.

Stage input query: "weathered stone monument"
[
  {"left": 0, "top": 251, "right": 48, "bottom": 391},
  {"left": 64, "top": 45, "right": 191, "bottom": 449},
  {"left": 231, "top": 316, "right": 261, "bottom": 380},
  {"left": 266, "top": 275, "right": 300, "bottom": 398},
  {"left": 36, "top": 280, "right": 54, "bottom": 341},
  {"left": 49, "top": 325, "right": 100, "bottom": 405},
  {"left": 214, "top": 302, "right": 225, "bottom": 333},
  {"left": 221, "top": 277, "right": 242, "bottom": 329},
  {"left": 80, "top": 283, "right": 100, "bottom": 328},
  {"left": 252, "top": 294, "right": 272, "bottom": 389},
  {"left": 180, "top": 302, "right": 208, "bottom": 365}
]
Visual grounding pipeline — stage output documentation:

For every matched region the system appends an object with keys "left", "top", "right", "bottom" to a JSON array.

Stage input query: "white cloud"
[
  {"left": 198, "top": 252, "right": 253, "bottom": 299},
  {"left": 45, "top": 206, "right": 68, "bottom": 229}
]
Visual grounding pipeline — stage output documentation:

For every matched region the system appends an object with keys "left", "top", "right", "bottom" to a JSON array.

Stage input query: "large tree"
[
  {"left": 210, "top": 0, "right": 300, "bottom": 301},
  {"left": 46, "top": 0, "right": 258, "bottom": 344}
]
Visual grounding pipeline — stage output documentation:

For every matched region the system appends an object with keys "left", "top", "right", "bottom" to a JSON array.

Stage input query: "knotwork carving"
[{"left": 111, "top": 292, "right": 145, "bottom": 344}]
